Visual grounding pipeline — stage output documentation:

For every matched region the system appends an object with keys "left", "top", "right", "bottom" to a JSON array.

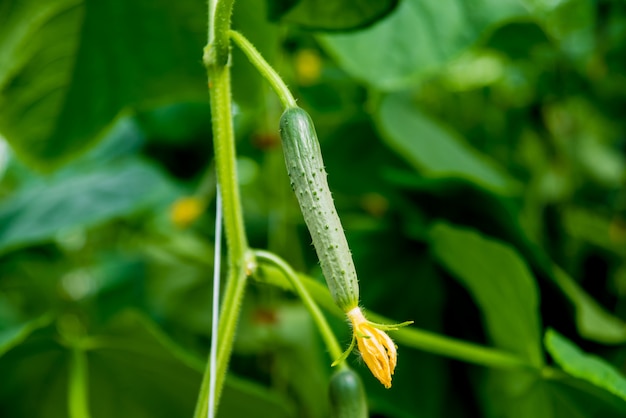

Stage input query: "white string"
[{"left": 208, "top": 185, "right": 222, "bottom": 418}]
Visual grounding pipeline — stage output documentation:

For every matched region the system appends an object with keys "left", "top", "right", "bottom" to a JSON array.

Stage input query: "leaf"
[
  {"left": 376, "top": 93, "right": 517, "bottom": 194},
  {"left": 0, "top": 311, "right": 296, "bottom": 418},
  {"left": 0, "top": 159, "right": 177, "bottom": 254},
  {"left": 236, "top": 302, "right": 330, "bottom": 418},
  {"left": 0, "top": 0, "right": 206, "bottom": 168},
  {"left": 319, "top": 0, "right": 527, "bottom": 90},
  {"left": 278, "top": 0, "right": 399, "bottom": 31},
  {"left": 543, "top": 373, "right": 626, "bottom": 417},
  {"left": 265, "top": 0, "right": 298, "bottom": 21},
  {"left": 0, "top": 314, "right": 52, "bottom": 358},
  {"left": 551, "top": 266, "right": 626, "bottom": 344},
  {"left": 485, "top": 21, "right": 551, "bottom": 60},
  {"left": 232, "top": 0, "right": 281, "bottom": 110},
  {"left": 484, "top": 368, "right": 626, "bottom": 418},
  {"left": 545, "top": 329, "right": 626, "bottom": 402},
  {"left": 384, "top": 171, "right": 626, "bottom": 345},
  {"left": 429, "top": 222, "right": 543, "bottom": 366},
  {"left": 220, "top": 375, "right": 297, "bottom": 418}
]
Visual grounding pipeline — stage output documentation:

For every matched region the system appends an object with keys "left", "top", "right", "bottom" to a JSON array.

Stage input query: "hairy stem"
[
  {"left": 206, "top": 0, "right": 235, "bottom": 67},
  {"left": 194, "top": 262, "right": 249, "bottom": 418},
  {"left": 195, "top": 0, "right": 251, "bottom": 416}
]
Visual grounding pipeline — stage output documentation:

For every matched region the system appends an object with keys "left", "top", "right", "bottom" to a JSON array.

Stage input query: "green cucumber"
[
  {"left": 279, "top": 106, "right": 359, "bottom": 312},
  {"left": 329, "top": 368, "right": 368, "bottom": 418}
]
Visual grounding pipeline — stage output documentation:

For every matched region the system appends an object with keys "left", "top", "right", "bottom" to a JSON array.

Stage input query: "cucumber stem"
[
  {"left": 254, "top": 250, "right": 346, "bottom": 366},
  {"left": 229, "top": 30, "right": 298, "bottom": 109}
]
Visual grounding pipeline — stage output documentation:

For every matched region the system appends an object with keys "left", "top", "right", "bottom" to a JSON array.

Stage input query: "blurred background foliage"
[{"left": 1, "top": 0, "right": 626, "bottom": 417}]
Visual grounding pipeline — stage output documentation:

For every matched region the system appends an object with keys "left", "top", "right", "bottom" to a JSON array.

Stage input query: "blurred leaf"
[
  {"left": 346, "top": 229, "right": 449, "bottom": 418},
  {"left": 319, "top": 0, "right": 527, "bottom": 90},
  {"left": 485, "top": 21, "right": 551, "bottom": 60},
  {"left": 562, "top": 207, "right": 626, "bottom": 256},
  {"left": 552, "top": 266, "right": 626, "bottom": 344},
  {"left": 483, "top": 369, "right": 552, "bottom": 418},
  {"left": 376, "top": 93, "right": 517, "bottom": 194},
  {"left": 429, "top": 222, "right": 543, "bottom": 366},
  {"left": 278, "top": 0, "right": 399, "bottom": 31},
  {"left": 136, "top": 102, "right": 212, "bottom": 145},
  {"left": 232, "top": 0, "right": 281, "bottom": 110},
  {"left": 0, "top": 325, "right": 70, "bottom": 418},
  {"left": 235, "top": 302, "right": 329, "bottom": 418},
  {"left": 219, "top": 374, "right": 297, "bottom": 418},
  {"left": 540, "top": 0, "right": 596, "bottom": 62},
  {"left": 542, "top": 372, "right": 626, "bottom": 417},
  {"left": 545, "top": 328, "right": 626, "bottom": 402},
  {"left": 387, "top": 171, "right": 626, "bottom": 346},
  {"left": 0, "top": 311, "right": 296, "bottom": 418},
  {"left": 0, "top": 159, "right": 177, "bottom": 254},
  {"left": 0, "top": 0, "right": 206, "bottom": 168},
  {"left": 484, "top": 368, "right": 626, "bottom": 418},
  {"left": 0, "top": 314, "right": 52, "bottom": 358},
  {"left": 265, "top": 0, "right": 298, "bottom": 21}
]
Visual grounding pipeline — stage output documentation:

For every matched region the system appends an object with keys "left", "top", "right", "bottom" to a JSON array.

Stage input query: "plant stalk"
[
  {"left": 254, "top": 250, "right": 345, "bottom": 365},
  {"left": 68, "top": 347, "right": 91, "bottom": 418},
  {"left": 195, "top": 0, "right": 251, "bottom": 416},
  {"left": 229, "top": 30, "right": 297, "bottom": 109}
]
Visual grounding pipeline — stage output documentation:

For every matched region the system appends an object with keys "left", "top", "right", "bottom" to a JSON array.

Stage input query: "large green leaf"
[
  {"left": 219, "top": 375, "right": 296, "bottom": 418},
  {"left": 429, "top": 222, "right": 543, "bottom": 366},
  {"left": 319, "top": 0, "right": 527, "bottom": 90},
  {"left": 235, "top": 302, "right": 330, "bottom": 418},
  {"left": 278, "top": 0, "right": 399, "bottom": 31},
  {"left": 0, "top": 311, "right": 296, "bottom": 418},
  {"left": 376, "top": 93, "right": 517, "bottom": 194},
  {"left": 484, "top": 368, "right": 626, "bottom": 418},
  {"left": 545, "top": 329, "right": 626, "bottom": 402},
  {"left": 385, "top": 172, "right": 626, "bottom": 345},
  {"left": 0, "top": 0, "right": 206, "bottom": 168},
  {"left": 0, "top": 159, "right": 177, "bottom": 254},
  {"left": 0, "top": 314, "right": 52, "bottom": 358}
]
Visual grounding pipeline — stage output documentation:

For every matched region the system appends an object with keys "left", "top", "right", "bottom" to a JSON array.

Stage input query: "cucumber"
[
  {"left": 329, "top": 368, "right": 368, "bottom": 418},
  {"left": 279, "top": 107, "right": 359, "bottom": 312}
]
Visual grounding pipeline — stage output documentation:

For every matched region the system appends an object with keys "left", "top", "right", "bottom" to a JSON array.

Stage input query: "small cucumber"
[
  {"left": 279, "top": 107, "right": 359, "bottom": 312},
  {"left": 329, "top": 368, "right": 368, "bottom": 418}
]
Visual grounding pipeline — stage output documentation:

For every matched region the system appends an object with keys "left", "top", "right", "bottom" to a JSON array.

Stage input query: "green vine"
[
  {"left": 195, "top": 0, "right": 250, "bottom": 416},
  {"left": 253, "top": 250, "right": 345, "bottom": 365},
  {"left": 229, "top": 30, "right": 297, "bottom": 109}
]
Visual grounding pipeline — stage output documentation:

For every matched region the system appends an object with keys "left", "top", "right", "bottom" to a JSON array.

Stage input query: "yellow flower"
[
  {"left": 348, "top": 307, "right": 397, "bottom": 388},
  {"left": 332, "top": 307, "right": 412, "bottom": 389},
  {"left": 294, "top": 49, "right": 322, "bottom": 86},
  {"left": 170, "top": 197, "right": 205, "bottom": 228}
]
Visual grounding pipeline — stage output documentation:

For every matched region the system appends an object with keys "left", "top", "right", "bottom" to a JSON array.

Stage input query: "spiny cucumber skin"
[{"left": 279, "top": 107, "right": 359, "bottom": 311}]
